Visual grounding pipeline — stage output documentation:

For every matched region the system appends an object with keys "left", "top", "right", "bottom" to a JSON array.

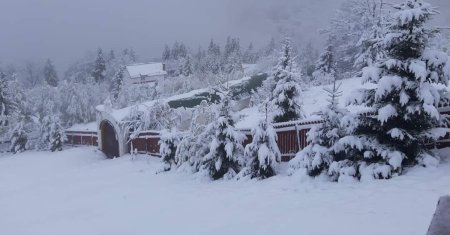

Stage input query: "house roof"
[{"left": 126, "top": 63, "right": 167, "bottom": 79}]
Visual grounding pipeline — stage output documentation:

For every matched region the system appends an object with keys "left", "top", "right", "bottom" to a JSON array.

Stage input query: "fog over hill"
[{"left": 0, "top": 0, "right": 449, "bottom": 71}]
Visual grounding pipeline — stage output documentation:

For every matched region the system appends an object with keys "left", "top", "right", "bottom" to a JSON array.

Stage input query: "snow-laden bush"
[{"left": 158, "top": 129, "right": 181, "bottom": 172}]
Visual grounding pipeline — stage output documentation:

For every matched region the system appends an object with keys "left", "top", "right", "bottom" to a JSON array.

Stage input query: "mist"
[{"left": 0, "top": 0, "right": 449, "bottom": 71}]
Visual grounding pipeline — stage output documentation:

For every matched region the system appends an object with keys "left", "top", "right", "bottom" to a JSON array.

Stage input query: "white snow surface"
[{"left": 1, "top": 147, "right": 450, "bottom": 235}]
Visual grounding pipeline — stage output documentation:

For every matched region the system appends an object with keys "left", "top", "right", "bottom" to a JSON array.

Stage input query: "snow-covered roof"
[
  {"left": 126, "top": 63, "right": 167, "bottom": 79},
  {"left": 96, "top": 76, "right": 254, "bottom": 122}
]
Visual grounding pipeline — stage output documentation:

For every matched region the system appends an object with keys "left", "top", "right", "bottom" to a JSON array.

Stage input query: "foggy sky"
[{"left": 0, "top": 0, "right": 449, "bottom": 72}]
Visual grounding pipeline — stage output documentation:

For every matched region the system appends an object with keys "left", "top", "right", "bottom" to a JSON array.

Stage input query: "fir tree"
[
  {"left": 92, "top": 48, "right": 106, "bottom": 83},
  {"left": 289, "top": 78, "right": 350, "bottom": 180},
  {"left": 162, "top": 45, "right": 171, "bottom": 61},
  {"left": 312, "top": 45, "right": 336, "bottom": 86},
  {"left": 182, "top": 55, "right": 193, "bottom": 77},
  {"left": 206, "top": 39, "right": 221, "bottom": 74},
  {"left": 43, "top": 59, "right": 59, "bottom": 87},
  {"left": 354, "top": 14, "right": 388, "bottom": 70},
  {"left": 39, "top": 115, "right": 66, "bottom": 152},
  {"left": 9, "top": 118, "right": 27, "bottom": 153},
  {"left": 343, "top": 0, "right": 450, "bottom": 179},
  {"left": 0, "top": 72, "right": 16, "bottom": 126},
  {"left": 243, "top": 116, "right": 281, "bottom": 179},
  {"left": 271, "top": 38, "right": 305, "bottom": 123},
  {"left": 111, "top": 65, "right": 125, "bottom": 101},
  {"left": 200, "top": 88, "right": 246, "bottom": 180}
]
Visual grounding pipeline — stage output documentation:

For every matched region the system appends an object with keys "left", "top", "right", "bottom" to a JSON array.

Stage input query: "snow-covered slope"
[
  {"left": 236, "top": 77, "right": 373, "bottom": 128},
  {"left": 1, "top": 147, "right": 449, "bottom": 235}
]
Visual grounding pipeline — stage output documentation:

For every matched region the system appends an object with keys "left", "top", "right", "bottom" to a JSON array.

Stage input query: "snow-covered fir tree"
[
  {"left": 43, "top": 59, "right": 59, "bottom": 87},
  {"left": 354, "top": 13, "right": 388, "bottom": 70},
  {"left": 343, "top": 0, "right": 450, "bottom": 180},
  {"left": 162, "top": 45, "right": 171, "bottom": 62},
  {"left": 271, "top": 38, "right": 305, "bottom": 123},
  {"left": 175, "top": 100, "right": 215, "bottom": 172},
  {"left": 243, "top": 43, "right": 258, "bottom": 64},
  {"left": 0, "top": 72, "right": 16, "bottom": 126},
  {"left": 326, "top": 0, "right": 385, "bottom": 78},
  {"left": 289, "top": 79, "right": 350, "bottom": 179},
  {"left": 39, "top": 115, "right": 66, "bottom": 152},
  {"left": 312, "top": 45, "right": 336, "bottom": 86},
  {"left": 181, "top": 55, "right": 193, "bottom": 77},
  {"left": 200, "top": 88, "right": 246, "bottom": 180},
  {"left": 111, "top": 65, "right": 125, "bottom": 102},
  {"left": 92, "top": 48, "right": 106, "bottom": 83},
  {"left": 9, "top": 118, "right": 28, "bottom": 154},
  {"left": 158, "top": 129, "right": 181, "bottom": 172},
  {"left": 223, "top": 37, "right": 244, "bottom": 76},
  {"left": 243, "top": 116, "right": 281, "bottom": 179},
  {"left": 206, "top": 39, "right": 222, "bottom": 75}
]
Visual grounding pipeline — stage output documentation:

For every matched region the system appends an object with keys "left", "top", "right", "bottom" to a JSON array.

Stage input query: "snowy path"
[{"left": 1, "top": 147, "right": 449, "bottom": 235}]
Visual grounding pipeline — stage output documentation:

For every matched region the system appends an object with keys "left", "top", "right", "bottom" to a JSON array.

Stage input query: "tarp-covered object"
[{"left": 427, "top": 195, "right": 450, "bottom": 235}]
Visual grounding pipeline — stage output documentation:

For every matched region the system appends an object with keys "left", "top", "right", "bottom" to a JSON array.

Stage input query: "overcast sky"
[{"left": 0, "top": 0, "right": 449, "bottom": 72}]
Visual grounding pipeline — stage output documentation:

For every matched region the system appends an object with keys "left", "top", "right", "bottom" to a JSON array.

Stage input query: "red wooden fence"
[
  {"left": 66, "top": 131, "right": 98, "bottom": 146},
  {"left": 66, "top": 112, "right": 450, "bottom": 161}
]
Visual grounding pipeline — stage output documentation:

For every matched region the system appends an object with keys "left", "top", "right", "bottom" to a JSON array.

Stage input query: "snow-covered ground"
[{"left": 1, "top": 147, "right": 449, "bottom": 235}]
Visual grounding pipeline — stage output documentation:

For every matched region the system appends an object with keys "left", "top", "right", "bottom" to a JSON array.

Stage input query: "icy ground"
[{"left": 1, "top": 147, "right": 450, "bottom": 235}]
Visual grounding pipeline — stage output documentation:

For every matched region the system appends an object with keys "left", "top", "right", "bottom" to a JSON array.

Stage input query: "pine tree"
[
  {"left": 0, "top": 72, "right": 16, "bottom": 126},
  {"left": 108, "top": 49, "right": 116, "bottom": 62},
  {"left": 271, "top": 38, "right": 305, "bottom": 123},
  {"left": 43, "top": 59, "right": 59, "bottom": 87},
  {"left": 343, "top": 0, "right": 450, "bottom": 179},
  {"left": 182, "top": 55, "right": 193, "bottom": 77},
  {"left": 92, "top": 48, "right": 106, "bottom": 83},
  {"left": 111, "top": 65, "right": 125, "bottom": 101},
  {"left": 354, "top": 15, "right": 388, "bottom": 70},
  {"left": 289, "top": 78, "right": 350, "bottom": 179},
  {"left": 200, "top": 88, "right": 246, "bottom": 180},
  {"left": 326, "top": 0, "right": 385, "bottom": 78},
  {"left": 312, "top": 45, "right": 336, "bottom": 86},
  {"left": 175, "top": 100, "right": 216, "bottom": 172},
  {"left": 243, "top": 43, "right": 256, "bottom": 64},
  {"left": 243, "top": 116, "right": 281, "bottom": 179},
  {"left": 222, "top": 37, "right": 243, "bottom": 75},
  {"left": 159, "top": 129, "right": 181, "bottom": 172},
  {"left": 162, "top": 45, "right": 171, "bottom": 61},
  {"left": 206, "top": 39, "right": 221, "bottom": 74},
  {"left": 39, "top": 115, "right": 66, "bottom": 152},
  {"left": 9, "top": 118, "right": 27, "bottom": 153}
]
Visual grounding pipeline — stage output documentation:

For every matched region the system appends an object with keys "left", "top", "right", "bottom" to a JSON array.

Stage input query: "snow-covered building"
[{"left": 124, "top": 63, "right": 167, "bottom": 85}]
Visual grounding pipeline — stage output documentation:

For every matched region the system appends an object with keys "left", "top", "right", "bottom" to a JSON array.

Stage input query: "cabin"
[{"left": 124, "top": 63, "right": 167, "bottom": 86}]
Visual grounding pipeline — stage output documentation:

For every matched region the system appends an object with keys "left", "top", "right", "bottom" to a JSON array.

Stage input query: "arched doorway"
[{"left": 100, "top": 120, "right": 119, "bottom": 158}]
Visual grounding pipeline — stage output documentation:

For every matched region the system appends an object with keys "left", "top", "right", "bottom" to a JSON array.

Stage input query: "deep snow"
[{"left": 1, "top": 147, "right": 449, "bottom": 235}]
